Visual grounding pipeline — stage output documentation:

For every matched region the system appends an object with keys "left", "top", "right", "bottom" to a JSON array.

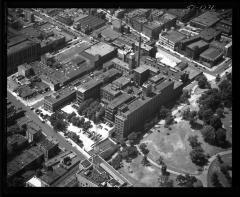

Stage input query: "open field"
[
  {"left": 141, "top": 119, "right": 230, "bottom": 175},
  {"left": 118, "top": 154, "right": 178, "bottom": 187}
]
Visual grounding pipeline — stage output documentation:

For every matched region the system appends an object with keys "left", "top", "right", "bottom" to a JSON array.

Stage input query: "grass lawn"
[
  {"left": 207, "top": 153, "right": 232, "bottom": 187},
  {"left": 141, "top": 120, "right": 229, "bottom": 175},
  {"left": 118, "top": 154, "right": 178, "bottom": 187}
]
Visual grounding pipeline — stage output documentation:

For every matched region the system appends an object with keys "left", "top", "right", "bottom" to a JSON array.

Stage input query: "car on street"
[
  {"left": 42, "top": 120, "right": 45, "bottom": 123},
  {"left": 30, "top": 107, "right": 34, "bottom": 110}
]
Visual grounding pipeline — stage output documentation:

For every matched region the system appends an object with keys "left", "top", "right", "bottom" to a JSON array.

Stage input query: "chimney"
[{"left": 137, "top": 36, "right": 141, "bottom": 67}]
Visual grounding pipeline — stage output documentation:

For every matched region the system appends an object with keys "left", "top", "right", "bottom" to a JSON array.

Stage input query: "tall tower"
[{"left": 137, "top": 36, "right": 142, "bottom": 67}]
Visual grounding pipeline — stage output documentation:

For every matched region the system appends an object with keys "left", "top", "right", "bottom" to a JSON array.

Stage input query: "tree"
[
  {"left": 201, "top": 125, "right": 216, "bottom": 145},
  {"left": 198, "top": 108, "right": 214, "bottom": 124},
  {"left": 196, "top": 75, "right": 210, "bottom": 89},
  {"left": 215, "top": 74, "right": 220, "bottom": 83},
  {"left": 158, "top": 175, "right": 173, "bottom": 187},
  {"left": 159, "top": 106, "right": 170, "bottom": 119},
  {"left": 53, "top": 120, "right": 67, "bottom": 132},
  {"left": 211, "top": 172, "right": 223, "bottom": 187},
  {"left": 209, "top": 115, "right": 222, "bottom": 130},
  {"left": 189, "top": 146, "right": 208, "bottom": 167},
  {"left": 216, "top": 154, "right": 223, "bottom": 164},
  {"left": 215, "top": 128, "right": 227, "bottom": 146},
  {"left": 165, "top": 115, "right": 174, "bottom": 127},
  {"left": 156, "top": 156, "right": 164, "bottom": 166},
  {"left": 36, "top": 169, "right": 42, "bottom": 177},
  {"left": 188, "top": 135, "right": 201, "bottom": 149},
  {"left": 176, "top": 174, "right": 197, "bottom": 187},
  {"left": 216, "top": 108, "right": 224, "bottom": 118},
  {"left": 111, "top": 154, "right": 122, "bottom": 170},
  {"left": 139, "top": 143, "right": 149, "bottom": 155},
  {"left": 141, "top": 155, "right": 150, "bottom": 166}
]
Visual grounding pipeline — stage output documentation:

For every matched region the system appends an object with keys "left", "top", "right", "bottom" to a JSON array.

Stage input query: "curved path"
[{"left": 135, "top": 144, "right": 232, "bottom": 187}]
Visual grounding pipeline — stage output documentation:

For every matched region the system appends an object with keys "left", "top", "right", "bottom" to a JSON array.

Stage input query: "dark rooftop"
[
  {"left": 190, "top": 11, "right": 220, "bottom": 27},
  {"left": 200, "top": 47, "right": 223, "bottom": 61}
]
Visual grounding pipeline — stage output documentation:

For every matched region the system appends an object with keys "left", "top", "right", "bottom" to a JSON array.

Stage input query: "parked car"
[{"left": 30, "top": 107, "right": 34, "bottom": 110}]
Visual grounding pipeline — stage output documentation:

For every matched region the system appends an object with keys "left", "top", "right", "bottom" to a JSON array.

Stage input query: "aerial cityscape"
[{"left": 6, "top": 8, "right": 232, "bottom": 188}]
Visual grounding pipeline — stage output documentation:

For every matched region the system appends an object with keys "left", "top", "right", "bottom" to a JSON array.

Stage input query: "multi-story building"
[
  {"left": 18, "top": 63, "right": 34, "bottom": 78},
  {"left": 158, "top": 30, "right": 186, "bottom": 50},
  {"left": 26, "top": 121, "right": 42, "bottom": 143},
  {"left": 110, "top": 58, "right": 132, "bottom": 74},
  {"left": 43, "top": 87, "right": 76, "bottom": 112},
  {"left": 76, "top": 68, "right": 121, "bottom": 104},
  {"left": 167, "top": 8, "right": 196, "bottom": 23},
  {"left": 37, "top": 138, "right": 59, "bottom": 159},
  {"left": 7, "top": 35, "right": 41, "bottom": 76},
  {"left": 105, "top": 93, "right": 134, "bottom": 123},
  {"left": 84, "top": 42, "right": 117, "bottom": 68},
  {"left": 177, "top": 35, "right": 201, "bottom": 51},
  {"left": 142, "top": 21, "right": 164, "bottom": 39},
  {"left": 190, "top": 11, "right": 220, "bottom": 29},
  {"left": 185, "top": 40, "right": 209, "bottom": 59},
  {"left": 133, "top": 66, "right": 150, "bottom": 86},
  {"left": 7, "top": 134, "right": 28, "bottom": 156},
  {"left": 7, "top": 146, "right": 44, "bottom": 180},
  {"left": 199, "top": 28, "right": 222, "bottom": 43},
  {"left": 101, "top": 76, "right": 131, "bottom": 104},
  {"left": 199, "top": 47, "right": 224, "bottom": 68},
  {"left": 114, "top": 75, "right": 184, "bottom": 140},
  {"left": 132, "top": 16, "right": 148, "bottom": 32}
]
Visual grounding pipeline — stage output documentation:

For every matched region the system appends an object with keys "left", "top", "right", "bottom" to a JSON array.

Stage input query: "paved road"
[
  {"left": 195, "top": 149, "right": 232, "bottom": 187},
  {"left": 7, "top": 91, "right": 87, "bottom": 161}
]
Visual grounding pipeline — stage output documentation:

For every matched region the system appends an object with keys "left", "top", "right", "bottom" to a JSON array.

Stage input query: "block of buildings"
[
  {"left": 76, "top": 15, "right": 106, "bottom": 34},
  {"left": 159, "top": 30, "right": 186, "bottom": 50},
  {"left": 215, "top": 18, "right": 232, "bottom": 36},
  {"left": 190, "top": 11, "right": 220, "bottom": 29},
  {"left": 77, "top": 155, "right": 131, "bottom": 187},
  {"left": 76, "top": 68, "right": 121, "bottom": 104},
  {"left": 84, "top": 42, "right": 117, "bottom": 67},
  {"left": 7, "top": 35, "right": 41, "bottom": 76},
  {"left": 43, "top": 87, "right": 76, "bottom": 112},
  {"left": 142, "top": 20, "right": 164, "bottom": 39},
  {"left": 7, "top": 146, "right": 44, "bottom": 180},
  {"left": 178, "top": 35, "right": 201, "bottom": 51},
  {"left": 7, "top": 134, "right": 28, "bottom": 156},
  {"left": 158, "top": 13, "right": 177, "bottom": 30},
  {"left": 199, "top": 28, "right": 221, "bottom": 43},
  {"left": 167, "top": 8, "right": 196, "bottom": 22},
  {"left": 199, "top": 47, "right": 223, "bottom": 67},
  {"left": 101, "top": 76, "right": 131, "bottom": 104},
  {"left": 131, "top": 16, "right": 148, "bottom": 32},
  {"left": 186, "top": 40, "right": 209, "bottom": 59}
]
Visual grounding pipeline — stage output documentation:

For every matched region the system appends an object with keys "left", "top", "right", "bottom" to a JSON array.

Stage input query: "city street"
[{"left": 7, "top": 91, "right": 87, "bottom": 161}]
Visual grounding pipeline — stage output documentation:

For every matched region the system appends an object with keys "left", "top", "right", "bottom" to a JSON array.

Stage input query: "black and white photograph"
[{"left": 2, "top": 3, "right": 235, "bottom": 191}]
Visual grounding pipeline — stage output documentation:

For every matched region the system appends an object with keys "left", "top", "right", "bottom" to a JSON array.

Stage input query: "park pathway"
[{"left": 135, "top": 144, "right": 232, "bottom": 187}]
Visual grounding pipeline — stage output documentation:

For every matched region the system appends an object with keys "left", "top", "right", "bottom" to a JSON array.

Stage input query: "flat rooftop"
[
  {"left": 44, "top": 87, "right": 75, "bottom": 104},
  {"left": 134, "top": 66, "right": 149, "bottom": 74},
  {"left": 108, "top": 93, "right": 133, "bottom": 110},
  {"left": 111, "top": 58, "right": 130, "bottom": 70},
  {"left": 85, "top": 42, "right": 115, "bottom": 57},
  {"left": 199, "top": 28, "right": 221, "bottom": 41},
  {"left": 200, "top": 47, "right": 223, "bottom": 61},
  {"left": 76, "top": 78, "right": 102, "bottom": 93},
  {"left": 161, "top": 30, "right": 186, "bottom": 43},
  {"left": 187, "top": 40, "right": 209, "bottom": 50},
  {"left": 191, "top": 11, "right": 220, "bottom": 27},
  {"left": 113, "top": 76, "right": 131, "bottom": 88},
  {"left": 101, "top": 27, "right": 121, "bottom": 41}
]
